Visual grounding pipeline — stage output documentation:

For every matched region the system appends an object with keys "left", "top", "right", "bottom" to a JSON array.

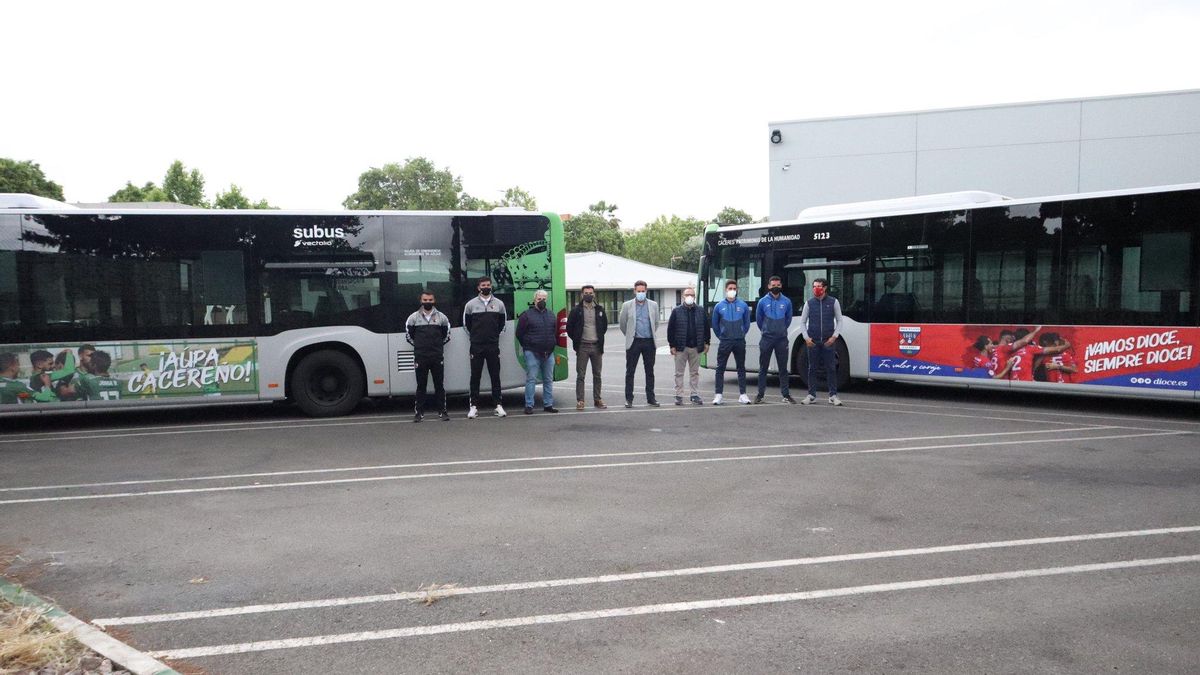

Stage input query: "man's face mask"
[
  {"left": 813, "top": 285, "right": 826, "bottom": 298},
  {"left": 635, "top": 291, "right": 647, "bottom": 301},
  {"left": 536, "top": 299, "right": 546, "bottom": 310},
  {"left": 479, "top": 286, "right": 492, "bottom": 296},
  {"left": 422, "top": 301, "right": 434, "bottom": 311},
  {"left": 583, "top": 293, "right": 594, "bottom": 303},
  {"left": 725, "top": 289, "right": 737, "bottom": 300},
  {"left": 769, "top": 285, "right": 782, "bottom": 296},
  {"left": 684, "top": 295, "right": 695, "bottom": 305}
]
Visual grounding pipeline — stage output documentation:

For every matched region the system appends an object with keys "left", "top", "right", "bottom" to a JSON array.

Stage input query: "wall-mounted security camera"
[{"left": 770, "top": 130, "right": 782, "bottom": 144}]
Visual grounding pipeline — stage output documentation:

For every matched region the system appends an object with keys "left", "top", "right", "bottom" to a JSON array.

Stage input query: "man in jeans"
[
  {"left": 667, "top": 286, "right": 709, "bottom": 405},
  {"left": 566, "top": 284, "right": 608, "bottom": 410},
  {"left": 405, "top": 290, "right": 451, "bottom": 422},
  {"left": 463, "top": 276, "right": 508, "bottom": 418},
  {"left": 755, "top": 275, "right": 796, "bottom": 404},
  {"left": 800, "top": 277, "right": 844, "bottom": 406},
  {"left": 710, "top": 279, "right": 751, "bottom": 405},
  {"left": 515, "top": 289, "right": 558, "bottom": 414},
  {"left": 618, "top": 280, "right": 660, "bottom": 408}
]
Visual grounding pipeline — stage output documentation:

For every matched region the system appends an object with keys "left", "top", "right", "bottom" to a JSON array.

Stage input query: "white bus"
[
  {"left": 700, "top": 183, "right": 1200, "bottom": 400},
  {"left": 0, "top": 197, "right": 568, "bottom": 416}
]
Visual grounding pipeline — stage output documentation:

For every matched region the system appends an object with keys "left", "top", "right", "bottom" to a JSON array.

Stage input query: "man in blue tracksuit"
[
  {"left": 710, "top": 279, "right": 752, "bottom": 405},
  {"left": 799, "top": 277, "right": 844, "bottom": 406},
  {"left": 755, "top": 275, "right": 796, "bottom": 404}
]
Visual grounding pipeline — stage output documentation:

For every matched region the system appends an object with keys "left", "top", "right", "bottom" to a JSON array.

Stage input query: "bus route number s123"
[{"left": 813, "top": 232, "right": 830, "bottom": 240}]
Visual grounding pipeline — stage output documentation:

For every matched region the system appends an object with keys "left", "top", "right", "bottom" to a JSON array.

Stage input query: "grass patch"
[{"left": 0, "top": 598, "right": 87, "bottom": 674}]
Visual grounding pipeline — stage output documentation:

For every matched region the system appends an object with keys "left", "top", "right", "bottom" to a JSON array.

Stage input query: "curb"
[{"left": 0, "top": 577, "right": 179, "bottom": 675}]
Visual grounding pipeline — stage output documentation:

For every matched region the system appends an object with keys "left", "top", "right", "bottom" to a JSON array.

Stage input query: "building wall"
[{"left": 768, "top": 90, "right": 1200, "bottom": 221}]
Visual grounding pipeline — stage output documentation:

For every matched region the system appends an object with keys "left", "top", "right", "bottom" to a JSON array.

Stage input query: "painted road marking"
[
  {"left": 95, "top": 525, "right": 1200, "bottom": 627},
  {"left": 147, "top": 554, "right": 1200, "bottom": 659},
  {"left": 1, "top": 426, "right": 1115, "bottom": 493},
  {"left": 0, "top": 430, "right": 1184, "bottom": 506}
]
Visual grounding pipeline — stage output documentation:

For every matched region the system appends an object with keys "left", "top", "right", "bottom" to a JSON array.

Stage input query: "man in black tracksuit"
[
  {"left": 463, "top": 276, "right": 508, "bottom": 419},
  {"left": 405, "top": 290, "right": 451, "bottom": 422}
]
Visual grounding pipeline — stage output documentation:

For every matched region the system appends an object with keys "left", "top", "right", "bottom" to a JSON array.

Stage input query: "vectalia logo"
[{"left": 293, "top": 226, "right": 346, "bottom": 247}]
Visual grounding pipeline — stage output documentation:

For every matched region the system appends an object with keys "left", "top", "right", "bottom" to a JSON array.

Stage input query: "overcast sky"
[{"left": 6, "top": 1, "right": 1197, "bottom": 227}]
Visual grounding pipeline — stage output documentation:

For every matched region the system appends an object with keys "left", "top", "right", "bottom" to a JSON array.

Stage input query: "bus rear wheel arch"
[
  {"left": 791, "top": 337, "right": 851, "bottom": 392},
  {"left": 288, "top": 347, "right": 366, "bottom": 417}
]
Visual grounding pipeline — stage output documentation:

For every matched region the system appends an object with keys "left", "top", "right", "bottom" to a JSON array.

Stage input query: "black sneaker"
[
  {"left": 647, "top": 399, "right": 661, "bottom": 407},
  {"left": 439, "top": 411, "right": 451, "bottom": 421},
  {"left": 754, "top": 394, "right": 765, "bottom": 404},
  {"left": 625, "top": 400, "right": 634, "bottom": 408},
  {"left": 543, "top": 406, "right": 559, "bottom": 413},
  {"left": 413, "top": 412, "right": 424, "bottom": 423},
  {"left": 690, "top": 395, "right": 703, "bottom": 405},
  {"left": 782, "top": 396, "right": 797, "bottom": 404},
  {"left": 674, "top": 396, "right": 683, "bottom": 406},
  {"left": 524, "top": 407, "right": 534, "bottom": 415}
]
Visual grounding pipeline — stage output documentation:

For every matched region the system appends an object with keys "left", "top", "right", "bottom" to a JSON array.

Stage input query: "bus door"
[{"left": 774, "top": 244, "right": 869, "bottom": 381}]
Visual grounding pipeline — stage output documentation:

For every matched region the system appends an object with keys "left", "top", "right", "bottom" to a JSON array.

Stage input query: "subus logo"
[
  {"left": 898, "top": 326, "right": 922, "bottom": 355},
  {"left": 293, "top": 226, "right": 345, "bottom": 247}
]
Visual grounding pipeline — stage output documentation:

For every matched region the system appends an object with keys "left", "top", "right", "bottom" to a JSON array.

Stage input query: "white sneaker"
[
  {"left": 828, "top": 395, "right": 843, "bottom": 407},
  {"left": 495, "top": 404, "right": 507, "bottom": 417},
  {"left": 467, "top": 405, "right": 478, "bottom": 419},
  {"left": 801, "top": 394, "right": 816, "bottom": 405},
  {"left": 712, "top": 393, "right": 724, "bottom": 405},
  {"left": 738, "top": 394, "right": 751, "bottom": 404}
]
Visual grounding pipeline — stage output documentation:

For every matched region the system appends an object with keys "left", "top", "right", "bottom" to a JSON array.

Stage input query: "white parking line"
[
  {"left": 0, "top": 430, "right": 1183, "bottom": 506},
  {"left": 94, "top": 524, "right": 1200, "bottom": 627},
  {"left": 147, "top": 554, "right": 1200, "bottom": 659},
  {"left": 838, "top": 395, "right": 1200, "bottom": 428},
  {"left": 1, "top": 426, "right": 1113, "bottom": 494}
]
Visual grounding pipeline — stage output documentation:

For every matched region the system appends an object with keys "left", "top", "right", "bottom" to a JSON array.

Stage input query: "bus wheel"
[
  {"left": 790, "top": 340, "right": 852, "bottom": 391},
  {"left": 835, "top": 340, "right": 852, "bottom": 391},
  {"left": 291, "top": 350, "right": 365, "bottom": 417}
]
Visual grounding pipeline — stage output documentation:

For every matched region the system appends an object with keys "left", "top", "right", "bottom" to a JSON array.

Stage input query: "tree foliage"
[
  {"left": 108, "top": 181, "right": 169, "bottom": 203},
  {"left": 458, "top": 193, "right": 496, "bottom": 210},
  {"left": 624, "top": 215, "right": 708, "bottom": 270},
  {"left": 162, "top": 160, "right": 207, "bottom": 206},
  {"left": 213, "top": 184, "right": 273, "bottom": 209},
  {"left": 498, "top": 186, "right": 538, "bottom": 211},
  {"left": 564, "top": 201, "right": 625, "bottom": 255},
  {"left": 0, "top": 158, "right": 65, "bottom": 200},
  {"left": 715, "top": 206, "right": 755, "bottom": 226},
  {"left": 343, "top": 157, "right": 464, "bottom": 210}
]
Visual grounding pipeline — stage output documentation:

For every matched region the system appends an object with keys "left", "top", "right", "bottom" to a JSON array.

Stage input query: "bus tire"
[
  {"left": 791, "top": 339, "right": 852, "bottom": 391},
  {"left": 290, "top": 349, "right": 365, "bottom": 417}
]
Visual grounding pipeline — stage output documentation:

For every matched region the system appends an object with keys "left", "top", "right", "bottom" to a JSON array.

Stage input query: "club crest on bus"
[{"left": 898, "top": 326, "right": 922, "bottom": 355}]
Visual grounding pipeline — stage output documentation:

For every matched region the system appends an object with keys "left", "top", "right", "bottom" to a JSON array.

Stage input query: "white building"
[
  {"left": 564, "top": 251, "right": 697, "bottom": 320},
  {"left": 768, "top": 89, "right": 1200, "bottom": 220}
]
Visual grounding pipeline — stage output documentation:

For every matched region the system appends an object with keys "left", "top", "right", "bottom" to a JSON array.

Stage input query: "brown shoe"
[
  {"left": 576, "top": 400, "right": 585, "bottom": 410},
  {"left": 594, "top": 399, "right": 608, "bottom": 409}
]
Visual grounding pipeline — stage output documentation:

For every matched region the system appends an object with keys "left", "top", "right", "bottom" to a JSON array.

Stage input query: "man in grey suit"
[{"left": 618, "top": 280, "right": 660, "bottom": 408}]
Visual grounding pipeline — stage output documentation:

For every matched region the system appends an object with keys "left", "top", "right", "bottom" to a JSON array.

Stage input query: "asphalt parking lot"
[{"left": 2, "top": 343, "right": 1199, "bottom": 674}]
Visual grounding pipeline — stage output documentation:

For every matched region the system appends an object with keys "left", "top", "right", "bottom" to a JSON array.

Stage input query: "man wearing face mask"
[
  {"left": 799, "top": 277, "right": 844, "bottom": 406},
  {"left": 516, "top": 289, "right": 559, "bottom": 414},
  {"left": 618, "top": 280, "right": 660, "bottom": 408},
  {"left": 711, "top": 280, "right": 752, "bottom": 405},
  {"left": 755, "top": 276, "right": 796, "bottom": 404},
  {"left": 566, "top": 284, "right": 608, "bottom": 410},
  {"left": 405, "top": 290, "right": 451, "bottom": 422},
  {"left": 463, "top": 276, "right": 508, "bottom": 419},
  {"left": 667, "top": 286, "right": 710, "bottom": 405}
]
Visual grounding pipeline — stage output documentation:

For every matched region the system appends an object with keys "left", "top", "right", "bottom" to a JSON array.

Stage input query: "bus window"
[
  {"left": 871, "top": 212, "right": 968, "bottom": 323},
  {"left": 705, "top": 246, "right": 763, "bottom": 307},
  {"left": 386, "top": 215, "right": 456, "bottom": 325},
  {"left": 457, "top": 215, "right": 552, "bottom": 317},
  {"left": 1062, "top": 192, "right": 1197, "bottom": 326},
  {"left": 968, "top": 202, "right": 1061, "bottom": 325}
]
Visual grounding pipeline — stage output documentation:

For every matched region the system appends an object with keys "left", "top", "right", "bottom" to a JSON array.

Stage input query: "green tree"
[
  {"left": 162, "top": 160, "right": 207, "bottom": 206},
  {"left": 624, "top": 215, "right": 708, "bottom": 269},
  {"left": 564, "top": 201, "right": 625, "bottom": 255},
  {"left": 343, "top": 157, "right": 463, "bottom": 210},
  {"left": 498, "top": 186, "right": 538, "bottom": 211},
  {"left": 458, "top": 192, "right": 496, "bottom": 210},
  {"left": 715, "top": 206, "right": 755, "bottom": 226},
  {"left": 0, "top": 158, "right": 65, "bottom": 200},
  {"left": 108, "top": 181, "right": 169, "bottom": 203},
  {"left": 213, "top": 184, "right": 273, "bottom": 209}
]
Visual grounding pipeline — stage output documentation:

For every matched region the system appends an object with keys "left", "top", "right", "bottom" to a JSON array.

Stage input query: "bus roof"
[
  {"left": 0, "top": 193, "right": 546, "bottom": 218},
  {"left": 721, "top": 182, "right": 1200, "bottom": 233}
]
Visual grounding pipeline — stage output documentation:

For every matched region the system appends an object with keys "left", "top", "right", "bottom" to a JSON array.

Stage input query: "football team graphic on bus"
[
  {"left": 0, "top": 341, "right": 258, "bottom": 405},
  {"left": 871, "top": 324, "right": 1200, "bottom": 391}
]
